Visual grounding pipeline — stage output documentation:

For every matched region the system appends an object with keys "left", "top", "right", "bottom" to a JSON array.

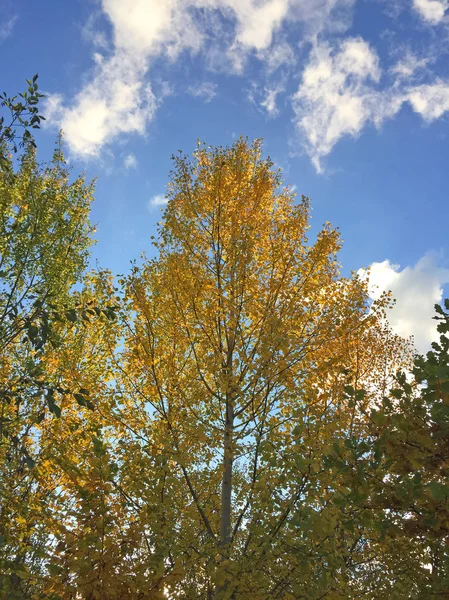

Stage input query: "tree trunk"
[
  {"left": 220, "top": 403, "right": 234, "bottom": 549},
  {"left": 215, "top": 398, "right": 234, "bottom": 599}
]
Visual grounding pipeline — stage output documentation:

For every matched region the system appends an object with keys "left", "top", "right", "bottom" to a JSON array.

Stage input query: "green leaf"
[
  {"left": 427, "top": 481, "right": 449, "bottom": 501},
  {"left": 92, "top": 436, "right": 107, "bottom": 457},
  {"left": 355, "top": 389, "right": 366, "bottom": 401},
  {"left": 74, "top": 392, "right": 94, "bottom": 410},
  {"left": 74, "top": 393, "right": 87, "bottom": 407},
  {"left": 13, "top": 568, "right": 29, "bottom": 580},
  {"left": 25, "top": 456, "right": 35, "bottom": 469},
  {"left": 371, "top": 409, "right": 387, "bottom": 426},
  {"left": 66, "top": 309, "right": 77, "bottom": 323},
  {"left": 430, "top": 403, "right": 449, "bottom": 423},
  {"left": 49, "top": 403, "right": 61, "bottom": 418},
  {"left": 46, "top": 391, "right": 61, "bottom": 418}
]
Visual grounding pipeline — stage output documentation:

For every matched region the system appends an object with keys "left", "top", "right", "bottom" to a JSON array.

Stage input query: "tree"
[
  {"left": 0, "top": 142, "right": 96, "bottom": 598},
  {"left": 0, "top": 142, "right": 94, "bottom": 354},
  {"left": 3, "top": 135, "right": 443, "bottom": 599},
  {"left": 366, "top": 300, "right": 449, "bottom": 597},
  {"left": 118, "top": 138, "right": 410, "bottom": 598},
  {"left": 0, "top": 75, "right": 45, "bottom": 167}
]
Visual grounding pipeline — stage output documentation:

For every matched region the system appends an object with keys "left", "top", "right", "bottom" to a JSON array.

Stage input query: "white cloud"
[
  {"left": 103, "top": 0, "right": 203, "bottom": 57},
  {"left": 292, "top": 38, "right": 385, "bottom": 172},
  {"left": 148, "top": 194, "right": 168, "bottom": 208},
  {"left": 229, "top": 0, "right": 289, "bottom": 50},
  {"left": 408, "top": 80, "right": 449, "bottom": 120},
  {"left": 260, "top": 83, "right": 285, "bottom": 117},
  {"left": 246, "top": 79, "right": 285, "bottom": 117},
  {"left": 199, "top": 0, "right": 356, "bottom": 75},
  {"left": 412, "top": 0, "right": 448, "bottom": 24},
  {"left": 360, "top": 254, "right": 449, "bottom": 353},
  {"left": 44, "top": 0, "right": 449, "bottom": 165},
  {"left": 45, "top": 0, "right": 201, "bottom": 158},
  {"left": 290, "top": 0, "right": 357, "bottom": 35},
  {"left": 187, "top": 82, "right": 218, "bottom": 103},
  {"left": 44, "top": 93, "right": 64, "bottom": 123},
  {"left": 258, "top": 40, "right": 296, "bottom": 73},
  {"left": 390, "top": 49, "right": 431, "bottom": 80},
  {"left": 156, "top": 80, "right": 176, "bottom": 98},
  {"left": 46, "top": 0, "right": 361, "bottom": 158},
  {"left": 292, "top": 37, "right": 449, "bottom": 172},
  {"left": 45, "top": 52, "right": 158, "bottom": 158},
  {"left": 124, "top": 153, "right": 138, "bottom": 169},
  {"left": 81, "top": 12, "right": 110, "bottom": 49},
  {"left": 0, "top": 15, "right": 17, "bottom": 42}
]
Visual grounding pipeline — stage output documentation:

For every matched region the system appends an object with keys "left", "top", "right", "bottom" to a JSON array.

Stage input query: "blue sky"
[{"left": 2, "top": 0, "right": 449, "bottom": 351}]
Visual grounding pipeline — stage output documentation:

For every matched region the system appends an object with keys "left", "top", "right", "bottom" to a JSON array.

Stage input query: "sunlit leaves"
[
  {"left": 119, "top": 137, "right": 413, "bottom": 598},
  {"left": 1, "top": 136, "right": 445, "bottom": 599}
]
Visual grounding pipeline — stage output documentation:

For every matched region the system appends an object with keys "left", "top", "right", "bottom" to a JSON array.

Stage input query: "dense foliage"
[{"left": 0, "top": 134, "right": 447, "bottom": 599}]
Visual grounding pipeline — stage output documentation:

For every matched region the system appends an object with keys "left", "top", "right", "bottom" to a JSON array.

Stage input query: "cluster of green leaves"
[
  {"left": 0, "top": 116, "right": 109, "bottom": 598},
  {"left": 0, "top": 75, "right": 45, "bottom": 166},
  {"left": 367, "top": 300, "right": 449, "bottom": 596}
]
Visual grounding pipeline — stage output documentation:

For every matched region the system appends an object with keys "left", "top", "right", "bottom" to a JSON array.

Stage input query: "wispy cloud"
[
  {"left": 390, "top": 48, "right": 432, "bottom": 80},
  {"left": 260, "top": 82, "right": 285, "bottom": 117},
  {"left": 44, "top": 0, "right": 359, "bottom": 159},
  {"left": 258, "top": 40, "right": 296, "bottom": 73},
  {"left": 45, "top": 52, "right": 158, "bottom": 158},
  {"left": 148, "top": 194, "right": 168, "bottom": 209},
  {"left": 0, "top": 15, "right": 17, "bottom": 42},
  {"left": 81, "top": 12, "right": 109, "bottom": 49},
  {"left": 186, "top": 82, "right": 217, "bottom": 103},
  {"left": 44, "top": 0, "right": 449, "bottom": 169},
  {"left": 123, "top": 153, "right": 138, "bottom": 169},
  {"left": 292, "top": 37, "right": 384, "bottom": 172},
  {"left": 408, "top": 80, "right": 449, "bottom": 120},
  {"left": 292, "top": 36, "right": 449, "bottom": 172},
  {"left": 246, "top": 79, "right": 285, "bottom": 117}
]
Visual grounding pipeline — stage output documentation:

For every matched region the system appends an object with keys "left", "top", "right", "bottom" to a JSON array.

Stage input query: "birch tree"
[{"left": 120, "top": 138, "right": 410, "bottom": 598}]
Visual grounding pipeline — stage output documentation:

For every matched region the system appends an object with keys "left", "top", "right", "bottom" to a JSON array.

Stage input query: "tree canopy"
[{"left": 0, "top": 136, "right": 447, "bottom": 599}]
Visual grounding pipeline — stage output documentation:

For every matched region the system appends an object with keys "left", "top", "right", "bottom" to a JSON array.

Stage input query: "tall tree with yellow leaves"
[
  {"left": 120, "top": 138, "right": 411, "bottom": 598},
  {"left": 3, "top": 134, "right": 434, "bottom": 599}
]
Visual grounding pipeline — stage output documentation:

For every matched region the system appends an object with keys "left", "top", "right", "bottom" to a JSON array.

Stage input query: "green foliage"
[
  {"left": 369, "top": 301, "right": 449, "bottom": 596},
  {"left": 0, "top": 75, "right": 45, "bottom": 166},
  {"left": 0, "top": 143, "right": 95, "bottom": 351},
  {"left": 0, "top": 140, "right": 99, "bottom": 598}
]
